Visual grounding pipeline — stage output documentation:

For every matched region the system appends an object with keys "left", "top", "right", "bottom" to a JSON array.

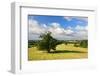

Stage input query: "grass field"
[{"left": 28, "top": 44, "right": 88, "bottom": 61}]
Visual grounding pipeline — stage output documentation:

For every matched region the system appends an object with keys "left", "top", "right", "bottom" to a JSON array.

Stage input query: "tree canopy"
[{"left": 37, "top": 32, "right": 62, "bottom": 53}]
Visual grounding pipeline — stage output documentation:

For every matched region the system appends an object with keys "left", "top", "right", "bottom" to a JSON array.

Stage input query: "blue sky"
[
  {"left": 28, "top": 15, "right": 88, "bottom": 40},
  {"left": 28, "top": 15, "right": 87, "bottom": 29}
]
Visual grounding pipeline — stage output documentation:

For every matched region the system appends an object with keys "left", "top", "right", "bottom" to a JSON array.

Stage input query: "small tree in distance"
[{"left": 37, "top": 32, "right": 62, "bottom": 53}]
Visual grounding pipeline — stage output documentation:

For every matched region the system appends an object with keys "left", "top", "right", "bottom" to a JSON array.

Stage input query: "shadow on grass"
[{"left": 50, "top": 50, "right": 87, "bottom": 54}]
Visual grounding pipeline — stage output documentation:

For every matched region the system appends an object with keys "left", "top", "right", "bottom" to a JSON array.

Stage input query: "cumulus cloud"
[
  {"left": 29, "top": 19, "right": 46, "bottom": 34},
  {"left": 28, "top": 19, "right": 47, "bottom": 40},
  {"left": 75, "top": 25, "right": 87, "bottom": 31},
  {"left": 28, "top": 19, "right": 88, "bottom": 40},
  {"left": 73, "top": 25, "right": 88, "bottom": 40},
  {"left": 75, "top": 17, "right": 88, "bottom": 22},
  {"left": 64, "top": 16, "right": 88, "bottom": 22},
  {"left": 64, "top": 17, "right": 72, "bottom": 21},
  {"left": 48, "top": 22, "right": 74, "bottom": 37}
]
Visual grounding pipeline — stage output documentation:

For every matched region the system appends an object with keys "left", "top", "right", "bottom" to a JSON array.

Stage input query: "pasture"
[{"left": 28, "top": 43, "right": 88, "bottom": 61}]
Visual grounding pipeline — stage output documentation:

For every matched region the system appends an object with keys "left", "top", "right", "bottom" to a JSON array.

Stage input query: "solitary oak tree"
[{"left": 37, "top": 32, "right": 62, "bottom": 53}]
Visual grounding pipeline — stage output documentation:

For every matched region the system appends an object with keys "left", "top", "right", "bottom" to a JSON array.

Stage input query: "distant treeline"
[{"left": 28, "top": 40, "right": 88, "bottom": 48}]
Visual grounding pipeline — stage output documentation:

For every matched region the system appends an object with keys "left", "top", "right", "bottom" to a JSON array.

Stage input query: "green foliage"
[
  {"left": 74, "top": 43, "right": 80, "bottom": 47},
  {"left": 37, "top": 32, "right": 62, "bottom": 53},
  {"left": 73, "top": 40, "right": 88, "bottom": 48},
  {"left": 28, "top": 40, "right": 39, "bottom": 48},
  {"left": 80, "top": 40, "right": 88, "bottom": 48},
  {"left": 74, "top": 41, "right": 80, "bottom": 47}
]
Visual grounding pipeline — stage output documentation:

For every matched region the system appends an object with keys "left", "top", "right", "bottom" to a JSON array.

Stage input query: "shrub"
[{"left": 80, "top": 40, "right": 88, "bottom": 48}]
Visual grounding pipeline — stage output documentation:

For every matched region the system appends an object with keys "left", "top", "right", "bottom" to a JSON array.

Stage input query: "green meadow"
[{"left": 28, "top": 43, "right": 88, "bottom": 61}]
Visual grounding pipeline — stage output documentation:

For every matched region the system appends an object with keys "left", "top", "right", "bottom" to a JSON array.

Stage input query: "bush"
[
  {"left": 28, "top": 40, "right": 38, "bottom": 48},
  {"left": 80, "top": 40, "right": 88, "bottom": 48},
  {"left": 74, "top": 43, "right": 80, "bottom": 47}
]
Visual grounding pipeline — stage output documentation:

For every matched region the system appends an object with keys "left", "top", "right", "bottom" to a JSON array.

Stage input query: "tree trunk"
[{"left": 47, "top": 49, "right": 51, "bottom": 53}]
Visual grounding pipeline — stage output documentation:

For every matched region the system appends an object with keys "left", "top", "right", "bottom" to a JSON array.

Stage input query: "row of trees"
[
  {"left": 74, "top": 40, "right": 88, "bottom": 48},
  {"left": 28, "top": 40, "right": 39, "bottom": 48}
]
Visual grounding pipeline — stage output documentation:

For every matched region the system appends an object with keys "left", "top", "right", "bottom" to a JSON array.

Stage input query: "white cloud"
[
  {"left": 75, "top": 25, "right": 87, "bottom": 31},
  {"left": 64, "top": 17, "right": 72, "bottom": 21},
  {"left": 28, "top": 19, "right": 47, "bottom": 40},
  {"left": 29, "top": 19, "right": 88, "bottom": 40},
  {"left": 48, "top": 22, "right": 74, "bottom": 36},
  {"left": 29, "top": 19, "right": 46, "bottom": 34},
  {"left": 50, "top": 23, "right": 60, "bottom": 28},
  {"left": 66, "top": 26, "right": 73, "bottom": 29},
  {"left": 42, "top": 24, "right": 47, "bottom": 28},
  {"left": 28, "top": 33, "right": 41, "bottom": 40},
  {"left": 49, "top": 22, "right": 63, "bottom": 35},
  {"left": 75, "top": 17, "right": 88, "bottom": 22},
  {"left": 64, "top": 29, "right": 74, "bottom": 35},
  {"left": 64, "top": 16, "right": 88, "bottom": 22},
  {"left": 85, "top": 26, "right": 88, "bottom": 30},
  {"left": 74, "top": 25, "right": 88, "bottom": 40}
]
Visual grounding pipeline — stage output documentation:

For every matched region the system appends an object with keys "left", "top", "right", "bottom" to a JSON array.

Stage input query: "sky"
[{"left": 28, "top": 15, "right": 88, "bottom": 40}]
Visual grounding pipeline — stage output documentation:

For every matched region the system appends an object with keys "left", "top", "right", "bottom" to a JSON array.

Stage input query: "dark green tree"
[
  {"left": 80, "top": 40, "right": 88, "bottom": 48},
  {"left": 37, "top": 32, "right": 62, "bottom": 53}
]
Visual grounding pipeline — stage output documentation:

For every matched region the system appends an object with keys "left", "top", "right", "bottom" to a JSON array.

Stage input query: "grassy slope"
[{"left": 28, "top": 44, "right": 88, "bottom": 61}]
